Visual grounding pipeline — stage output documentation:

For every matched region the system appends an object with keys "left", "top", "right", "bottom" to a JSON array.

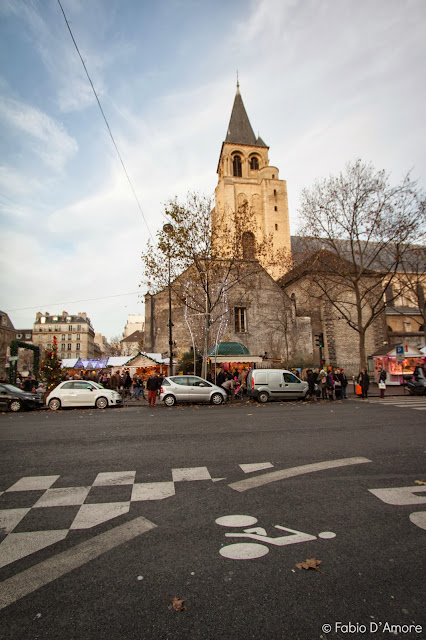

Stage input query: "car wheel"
[
  {"left": 96, "top": 397, "right": 108, "bottom": 409},
  {"left": 163, "top": 394, "right": 176, "bottom": 407},
  {"left": 257, "top": 391, "right": 269, "bottom": 403},
  {"left": 9, "top": 399, "right": 22, "bottom": 412},
  {"left": 211, "top": 392, "right": 224, "bottom": 405},
  {"left": 48, "top": 398, "right": 61, "bottom": 411}
]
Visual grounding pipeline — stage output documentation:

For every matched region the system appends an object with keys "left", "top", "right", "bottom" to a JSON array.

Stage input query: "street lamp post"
[{"left": 163, "top": 224, "right": 174, "bottom": 376}]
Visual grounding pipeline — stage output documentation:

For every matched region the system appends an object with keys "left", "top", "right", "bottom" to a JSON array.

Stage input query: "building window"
[
  {"left": 76, "top": 343, "right": 80, "bottom": 351},
  {"left": 76, "top": 334, "right": 80, "bottom": 340},
  {"left": 274, "top": 189, "right": 277, "bottom": 197},
  {"left": 68, "top": 325, "right": 73, "bottom": 331},
  {"left": 274, "top": 206, "right": 277, "bottom": 211},
  {"left": 40, "top": 317, "right": 46, "bottom": 324},
  {"left": 76, "top": 353, "right": 80, "bottom": 359},
  {"left": 403, "top": 321, "right": 412, "bottom": 332},
  {"left": 242, "top": 231, "right": 256, "bottom": 259},
  {"left": 275, "top": 224, "right": 278, "bottom": 231},
  {"left": 25, "top": 334, "right": 31, "bottom": 339},
  {"left": 68, "top": 334, "right": 72, "bottom": 340},
  {"left": 235, "top": 307, "right": 247, "bottom": 333},
  {"left": 16, "top": 333, "right": 22, "bottom": 339},
  {"left": 77, "top": 325, "right": 81, "bottom": 331},
  {"left": 250, "top": 156, "right": 259, "bottom": 170},
  {"left": 61, "top": 344, "right": 65, "bottom": 351},
  {"left": 61, "top": 334, "right": 65, "bottom": 341},
  {"left": 67, "top": 344, "right": 72, "bottom": 351},
  {"left": 233, "top": 155, "right": 242, "bottom": 177},
  {"left": 272, "top": 174, "right": 275, "bottom": 179}
]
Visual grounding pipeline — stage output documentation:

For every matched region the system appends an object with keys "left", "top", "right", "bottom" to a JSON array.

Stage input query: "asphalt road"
[{"left": 0, "top": 396, "right": 425, "bottom": 640}]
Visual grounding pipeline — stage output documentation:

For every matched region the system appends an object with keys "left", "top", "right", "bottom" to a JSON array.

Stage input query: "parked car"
[
  {"left": 0, "top": 383, "right": 44, "bottom": 412},
  {"left": 246, "top": 369, "right": 309, "bottom": 402},
  {"left": 46, "top": 380, "right": 122, "bottom": 410},
  {"left": 159, "top": 375, "right": 227, "bottom": 406}
]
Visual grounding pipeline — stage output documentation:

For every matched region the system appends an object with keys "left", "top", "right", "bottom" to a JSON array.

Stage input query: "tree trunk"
[{"left": 359, "top": 330, "right": 366, "bottom": 370}]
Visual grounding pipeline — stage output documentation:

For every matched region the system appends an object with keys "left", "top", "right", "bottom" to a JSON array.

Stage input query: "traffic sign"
[{"left": 395, "top": 346, "right": 404, "bottom": 354}]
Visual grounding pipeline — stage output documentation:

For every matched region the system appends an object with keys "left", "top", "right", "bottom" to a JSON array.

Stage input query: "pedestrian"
[
  {"left": 109, "top": 371, "right": 121, "bottom": 391},
  {"left": 333, "top": 368, "right": 342, "bottom": 399},
  {"left": 146, "top": 372, "right": 158, "bottom": 406},
  {"left": 216, "top": 369, "right": 226, "bottom": 387},
  {"left": 338, "top": 368, "right": 348, "bottom": 399},
  {"left": 326, "top": 369, "right": 335, "bottom": 400},
  {"left": 221, "top": 377, "right": 234, "bottom": 398},
  {"left": 318, "top": 369, "right": 327, "bottom": 400},
  {"left": 378, "top": 366, "right": 387, "bottom": 399},
  {"left": 306, "top": 368, "right": 316, "bottom": 400},
  {"left": 130, "top": 375, "right": 142, "bottom": 400},
  {"left": 357, "top": 368, "right": 370, "bottom": 398}
]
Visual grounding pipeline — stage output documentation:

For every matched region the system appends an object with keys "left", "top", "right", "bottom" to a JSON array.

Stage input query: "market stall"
[
  {"left": 207, "top": 342, "right": 264, "bottom": 379},
  {"left": 372, "top": 345, "right": 425, "bottom": 385}
]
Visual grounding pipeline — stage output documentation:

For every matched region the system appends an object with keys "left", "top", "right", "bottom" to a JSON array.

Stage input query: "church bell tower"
[{"left": 212, "top": 83, "right": 291, "bottom": 280}]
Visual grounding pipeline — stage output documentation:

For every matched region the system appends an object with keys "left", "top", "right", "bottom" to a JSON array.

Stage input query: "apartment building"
[{"left": 33, "top": 311, "right": 95, "bottom": 360}]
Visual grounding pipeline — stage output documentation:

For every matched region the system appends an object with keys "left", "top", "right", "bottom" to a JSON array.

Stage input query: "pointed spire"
[{"left": 225, "top": 83, "right": 267, "bottom": 147}]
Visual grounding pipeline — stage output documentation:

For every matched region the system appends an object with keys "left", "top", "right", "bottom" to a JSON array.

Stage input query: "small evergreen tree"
[{"left": 40, "top": 336, "right": 64, "bottom": 393}]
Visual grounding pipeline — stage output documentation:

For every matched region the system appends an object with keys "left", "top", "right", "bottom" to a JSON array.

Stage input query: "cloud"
[{"left": 0, "top": 97, "right": 78, "bottom": 170}]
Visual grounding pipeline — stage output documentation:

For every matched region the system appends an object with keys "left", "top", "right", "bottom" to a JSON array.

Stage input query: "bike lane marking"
[
  {"left": 228, "top": 457, "right": 372, "bottom": 492},
  {"left": 0, "top": 515, "right": 156, "bottom": 611}
]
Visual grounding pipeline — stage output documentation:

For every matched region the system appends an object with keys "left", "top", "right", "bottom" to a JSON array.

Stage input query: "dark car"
[{"left": 0, "top": 383, "right": 44, "bottom": 412}]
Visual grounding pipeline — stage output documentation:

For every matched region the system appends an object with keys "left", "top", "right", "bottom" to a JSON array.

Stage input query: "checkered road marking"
[{"left": 0, "top": 463, "right": 274, "bottom": 568}]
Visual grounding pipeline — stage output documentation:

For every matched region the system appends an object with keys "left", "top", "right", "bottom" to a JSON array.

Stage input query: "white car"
[
  {"left": 159, "top": 375, "right": 227, "bottom": 406},
  {"left": 46, "top": 380, "right": 122, "bottom": 410}
]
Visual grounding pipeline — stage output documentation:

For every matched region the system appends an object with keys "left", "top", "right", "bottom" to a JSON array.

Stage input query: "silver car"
[{"left": 159, "top": 375, "right": 227, "bottom": 406}]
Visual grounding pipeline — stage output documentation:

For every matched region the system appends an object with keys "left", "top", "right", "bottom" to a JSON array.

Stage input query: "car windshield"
[
  {"left": 90, "top": 382, "right": 104, "bottom": 389},
  {"left": 1, "top": 384, "right": 24, "bottom": 393}
]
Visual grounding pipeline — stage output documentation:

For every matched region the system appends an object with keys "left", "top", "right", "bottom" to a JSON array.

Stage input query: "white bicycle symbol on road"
[{"left": 215, "top": 514, "right": 336, "bottom": 560}]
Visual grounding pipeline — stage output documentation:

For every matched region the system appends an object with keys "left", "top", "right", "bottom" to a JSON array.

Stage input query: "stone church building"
[{"left": 144, "top": 85, "right": 388, "bottom": 374}]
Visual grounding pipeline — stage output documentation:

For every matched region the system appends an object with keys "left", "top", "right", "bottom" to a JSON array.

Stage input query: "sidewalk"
[{"left": 348, "top": 382, "right": 409, "bottom": 398}]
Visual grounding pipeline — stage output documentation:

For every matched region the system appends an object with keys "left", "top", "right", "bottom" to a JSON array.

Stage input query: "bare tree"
[
  {"left": 109, "top": 336, "right": 122, "bottom": 357},
  {"left": 294, "top": 159, "right": 426, "bottom": 368},
  {"left": 141, "top": 192, "right": 279, "bottom": 376}
]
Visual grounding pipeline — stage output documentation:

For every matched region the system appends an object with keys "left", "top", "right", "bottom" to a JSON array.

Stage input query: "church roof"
[{"left": 224, "top": 85, "right": 268, "bottom": 148}]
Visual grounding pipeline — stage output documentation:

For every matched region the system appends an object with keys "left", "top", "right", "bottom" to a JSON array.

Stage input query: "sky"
[{"left": 1, "top": 0, "right": 425, "bottom": 341}]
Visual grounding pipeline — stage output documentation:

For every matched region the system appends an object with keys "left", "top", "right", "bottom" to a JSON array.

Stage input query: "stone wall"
[{"left": 144, "top": 262, "right": 312, "bottom": 364}]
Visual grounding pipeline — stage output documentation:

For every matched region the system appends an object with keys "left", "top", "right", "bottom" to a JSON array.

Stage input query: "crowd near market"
[{"left": 2, "top": 359, "right": 426, "bottom": 409}]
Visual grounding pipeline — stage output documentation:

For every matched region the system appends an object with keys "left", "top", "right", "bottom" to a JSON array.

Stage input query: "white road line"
[
  {"left": 0, "top": 515, "right": 156, "bottom": 611},
  {"left": 228, "top": 457, "right": 372, "bottom": 492},
  {"left": 172, "top": 466, "right": 211, "bottom": 482}
]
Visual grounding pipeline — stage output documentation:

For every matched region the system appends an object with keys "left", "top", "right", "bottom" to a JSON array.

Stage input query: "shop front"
[
  {"left": 207, "top": 342, "right": 264, "bottom": 380},
  {"left": 372, "top": 345, "right": 425, "bottom": 385}
]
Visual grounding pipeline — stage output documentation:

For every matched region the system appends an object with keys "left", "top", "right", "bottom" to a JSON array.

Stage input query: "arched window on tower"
[
  {"left": 250, "top": 156, "right": 259, "bottom": 170},
  {"left": 233, "top": 155, "right": 242, "bottom": 177},
  {"left": 242, "top": 231, "right": 256, "bottom": 259}
]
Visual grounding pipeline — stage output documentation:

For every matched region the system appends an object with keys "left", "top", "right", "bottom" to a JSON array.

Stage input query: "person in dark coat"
[
  {"left": 146, "top": 373, "right": 158, "bottom": 406},
  {"left": 357, "top": 368, "right": 370, "bottom": 398},
  {"left": 377, "top": 366, "right": 387, "bottom": 399},
  {"left": 338, "top": 368, "right": 348, "bottom": 399},
  {"left": 306, "top": 369, "right": 316, "bottom": 400},
  {"left": 216, "top": 370, "right": 226, "bottom": 387}
]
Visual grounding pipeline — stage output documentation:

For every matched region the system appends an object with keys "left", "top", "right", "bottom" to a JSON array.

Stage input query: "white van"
[{"left": 246, "top": 369, "right": 308, "bottom": 403}]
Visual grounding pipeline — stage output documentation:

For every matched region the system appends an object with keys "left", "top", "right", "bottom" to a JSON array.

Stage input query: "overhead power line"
[
  {"left": 5, "top": 291, "right": 142, "bottom": 313},
  {"left": 57, "top": 0, "right": 156, "bottom": 242}
]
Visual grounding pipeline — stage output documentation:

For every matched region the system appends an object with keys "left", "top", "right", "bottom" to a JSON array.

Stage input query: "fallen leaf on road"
[
  {"left": 166, "top": 596, "right": 187, "bottom": 611},
  {"left": 296, "top": 558, "right": 323, "bottom": 573},
  {"left": 414, "top": 480, "right": 426, "bottom": 485}
]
